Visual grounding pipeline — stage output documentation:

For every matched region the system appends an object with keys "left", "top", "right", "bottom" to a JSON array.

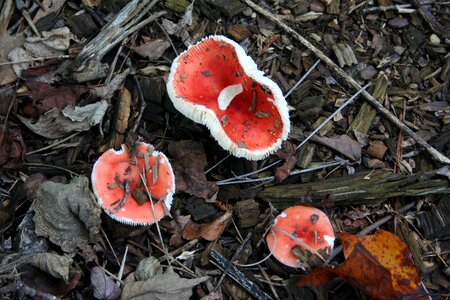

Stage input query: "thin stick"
[
  {"left": 243, "top": 0, "right": 450, "bottom": 165},
  {"left": 24, "top": 162, "right": 79, "bottom": 176},
  {"left": 137, "top": 165, "right": 171, "bottom": 267},
  {"left": 116, "top": 245, "right": 128, "bottom": 286},
  {"left": 0, "top": 55, "right": 72, "bottom": 66},
  {"left": 25, "top": 132, "right": 81, "bottom": 155},
  {"left": 205, "top": 154, "right": 231, "bottom": 174},
  {"left": 101, "top": 228, "right": 120, "bottom": 265},
  {"left": 214, "top": 232, "right": 253, "bottom": 291},
  {"left": 284, "top": 59, "right": 321, "bottom": 98},
  {"left": 217, "top": 160, "right": 346, "bottom": 185}
]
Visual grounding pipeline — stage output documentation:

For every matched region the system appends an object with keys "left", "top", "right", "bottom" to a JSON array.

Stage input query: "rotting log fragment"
[
  {"left": 348, "top": 74, "right": 389, "bottom": 135},
  {"left": 257, "top": 170, "right": 450, "bottom": 209}
]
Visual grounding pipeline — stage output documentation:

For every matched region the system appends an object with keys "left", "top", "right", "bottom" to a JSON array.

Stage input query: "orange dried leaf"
[
  {"left": 182, "top": 212, "right": 232, "bottom": 241},
  {"left": 298, "top": 230, "right": 427, "bottom": 300}
]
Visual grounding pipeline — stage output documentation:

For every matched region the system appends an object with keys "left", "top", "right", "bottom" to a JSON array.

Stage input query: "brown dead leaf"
[
  {"left": 0, "top": 0, "right": 25, "bottom": 85},
  {"left": 132, "top": 38, "right": 170, "bottom": 61},
  {"left": 24, "top": 81, "right": 89, "bottom": 116},
  {"left": 311, "top": 134, "right": 361, "bottom": 161},
  {"left": 182, "top": 212, "right": 232, "bottom": 241},
  {"left": 168, "top": 140, "right": 218, "bottom": 200},
  {"left": 275, "top": 141, "right": 297, "bottom": 182},
  {"left": 0, "top": 123, "right": 26, "bottom": 171},
  {"left": 18, "top": 100, "right": 108, "bottom": 139},
  {"left": 90, "top": 266, "right": 121, "bottom": 300},
  {"left": 297, "top": 230, "right": 427, "bottom": 300},
  {"left": 32, "top": 176, "right": 102, "bottom": 252},
  {"left": 121, "top": 265, "right": 207, "bottom": 300}
]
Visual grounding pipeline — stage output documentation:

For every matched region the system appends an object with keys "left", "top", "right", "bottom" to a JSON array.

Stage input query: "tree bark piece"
[{"left": 257, "top": 170, "right": 450, "bottom": 208}]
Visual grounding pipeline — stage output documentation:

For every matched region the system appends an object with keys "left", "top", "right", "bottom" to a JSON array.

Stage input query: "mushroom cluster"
[
  {"left": 91, "top": 142, "right": 175, "bottom": 225},
  {"left": 167, "top": 35, "right": 290, "bottom": 160},
  {"left": 266, "top": 205, "right": 335, "bottom": 268}
]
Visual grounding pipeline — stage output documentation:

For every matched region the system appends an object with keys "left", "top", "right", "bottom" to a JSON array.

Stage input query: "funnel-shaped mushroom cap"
[
  {"left": 91, "top": 142, "right": 175, "bottom": 225},
  {"left": 167, "top": 35, "right": 290, "bottom": 160},
  {"left": 266, "top": 205, "right": 335, "bottom": 268}
]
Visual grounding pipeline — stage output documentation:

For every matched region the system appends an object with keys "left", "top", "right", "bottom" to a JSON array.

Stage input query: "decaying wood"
[
  {"left": 348, "top": 74, "right": 389, "bottom": 135},
  {"left": 258, "top": 170, "right": 450, "bottom": 208},
  {"left": 243, "top": 0, "right": 450, "bottom": 164},
  {"left": 72, "top": 0, "right": 165, "bottom": 82},
  {"left": 416, "top": 196, "right": 450, "bottom": 239}
]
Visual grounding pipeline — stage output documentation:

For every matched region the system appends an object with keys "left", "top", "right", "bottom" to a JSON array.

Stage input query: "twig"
[
  {"left": 243, "top": 0, "right": 450, "bottom": 165},
  {"left": 214, "top": 232, "right": 253, "bottom": 291},
  {"left": 205, "top": 154, "right": 231, "bottom": 174},
  {"left": 131, "top": 73, "right": 147, "bottom": 133},
  {"left": 111, "top": 179, "right": 131, "bottom": 214},
  {"left": 362, "top": 4, "right": 416, "bottom": 14},
  {"left": 101, "top": 228, "right": 120, "bottom": 265},
  {"left": 24, "top": 162, "right": 79, "bottom": 176},
  {"left": 25, "top": 132, "right": 81, "bottom": 155},
  {"left": 116, "top": 245, "right": 128, "bottom": 286},
  {"left": 217, "top": 160, "right": 346, "bottom": 185},
  {"left": 284, "top": 59, "right": 321, "bottom": 98},
  {"left": 210, "top": 250, "right": 273, "bottom": 300},
  {"left": 0, "top": 55, "right": 73, "bottom": 66},
  {"left": 137, "top": 164, "right": 171, "bottom": 267}
]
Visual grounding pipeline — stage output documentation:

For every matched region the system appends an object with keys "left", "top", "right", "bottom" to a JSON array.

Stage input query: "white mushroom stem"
[{"left": 218, "top": 84, "right": 243, "bottom": 110}]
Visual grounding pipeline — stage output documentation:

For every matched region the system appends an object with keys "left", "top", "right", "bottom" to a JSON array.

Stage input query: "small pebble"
[
  {"left": 429, "top": 34, "right": 441, "bottom": 45},
  {"left": 242, "top": 7, "right": 253, "bottom": 17}
]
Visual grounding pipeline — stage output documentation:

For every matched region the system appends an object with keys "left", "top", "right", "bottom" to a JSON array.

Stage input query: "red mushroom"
[
  {"left": 266, "top": 205, "right": 335, "bottom": 268},
  {"left": 166, "top": 35, "right": 290, "bottom": 160},
  {"left": 91, "top": 142, "right": 175, "bottom": 225}
]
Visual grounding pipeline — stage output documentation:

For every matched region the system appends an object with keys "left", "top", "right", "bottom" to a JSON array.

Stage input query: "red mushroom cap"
[
  {"left": 266, "top": 205, "right": 335, "bottom": 268},
  {"left": 91, "top": 142, "right": 175, "bottom": 225},
  {"left": 166, "top": 35, "right": 290, "bottom": 160}
]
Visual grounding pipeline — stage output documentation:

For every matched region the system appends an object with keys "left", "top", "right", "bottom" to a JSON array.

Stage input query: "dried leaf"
[
  {"left": 9, "top": 27, "right": 75, "bottom": 80},
  {"left": 311, "top": 134, "right": 361, "bottom": 161},
  {"left": 33, "top": 0, "right": 67, "bottom": 23},
  {"left": 24, "top": 81, "right": 89, "bottom": 116},
  {"left": 297, "top": 230, "right": 427, "bottom": 300},
  {"left": 132, "top": 38, "right": 170, "bottom": 61},
  {"left": 32, "top": 176, "right": 102, "bottom": 252},
  {"left": 121, "top": 267, "right": 208, "bottom": 300},
  {"left": 17, "top": 100, "right": 108, "bottom": 139},
  {"left": 168, "top": 140, "right": 218, "bottom": 200},
  {"left": 24, "top": 27, "right": 74, "bottom": 56},
  {"left": 0, "top": 0, "right": 25, "bottom": 85},
  {"left": 29, "top": 252, "right": 73, "bottom": 282},
  {"left": 90, "top": 266, "right": 121, "bottom": 300},
  {"left": 0, "top": 123, "right": 25, "bottom": 171},
  {"left": 182, "top": 212, "right": 232, "bottom": 241}
]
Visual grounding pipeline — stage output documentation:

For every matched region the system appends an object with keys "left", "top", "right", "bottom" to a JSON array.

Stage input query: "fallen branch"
[
  {"left": 257, "top": 170, "right": 450, "bottom": 208},
  {"left": 243, "top": 0, "right": 450, "bottom": 164}
]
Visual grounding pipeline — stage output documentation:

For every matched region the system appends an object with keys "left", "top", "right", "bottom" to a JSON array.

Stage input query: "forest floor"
[{"left": 0, "top": 0, "right": 449, "bottom": 299}]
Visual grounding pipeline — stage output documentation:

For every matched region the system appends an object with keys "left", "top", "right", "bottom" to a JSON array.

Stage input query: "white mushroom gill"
[
  {"left": 324, "top": 235, "right": 335, "bottom": 248},
  {"left": 217, "top": 84, "right": 243, "bottom": 110}
]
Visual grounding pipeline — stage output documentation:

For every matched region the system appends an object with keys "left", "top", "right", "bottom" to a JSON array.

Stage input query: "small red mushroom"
[
  {"left": 266, "top": 205, "right": 335, "bottom": 268},
  {"left": 166, "top": 35, "right": 290, "bottom": 160},
  {"left": 91, "top": 142, "right": 175, "bottom": 225}
]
